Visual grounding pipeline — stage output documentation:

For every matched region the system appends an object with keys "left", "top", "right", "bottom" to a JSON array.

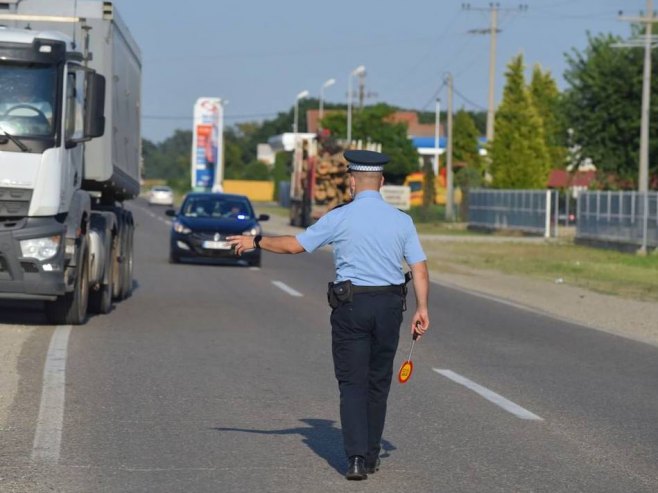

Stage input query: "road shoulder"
[{"left": 263, "top": 213, "right": 658, "bottom": 348}]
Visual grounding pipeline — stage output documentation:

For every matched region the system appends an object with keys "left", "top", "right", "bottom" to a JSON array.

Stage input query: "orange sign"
[{"left": 398, "top": 360, "right": 414, "bottom": 384}]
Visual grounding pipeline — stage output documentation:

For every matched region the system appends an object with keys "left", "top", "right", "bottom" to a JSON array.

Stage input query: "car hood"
[{"left": 178, "top": 216, "right": 258, "bottom": 234}]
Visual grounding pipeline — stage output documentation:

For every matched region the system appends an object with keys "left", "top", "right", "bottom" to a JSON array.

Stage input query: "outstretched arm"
[
  {"left": 409, "top": 261, "right": 430, "bottom": 337},
  {"left": 227, "top": 235, "right": 305, "bottom": 255}
]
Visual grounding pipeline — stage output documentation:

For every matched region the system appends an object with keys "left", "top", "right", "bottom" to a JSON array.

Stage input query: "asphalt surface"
[{"left": 1, "top": 198, "right": 657, "bottom": 492}]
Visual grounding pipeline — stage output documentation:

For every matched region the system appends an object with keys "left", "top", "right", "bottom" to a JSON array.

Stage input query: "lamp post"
[
  {"left": 347, "top": 65, "right": 365, "bottom": 145},
  {"left": 319, "top": 78, "right": 335, "bottom": 130},
  {"left": 294, "top": 89, "right": 309, "bottom": 135},
  {"left": 433, "top": 98, "right": 440, "bottom": 176}
]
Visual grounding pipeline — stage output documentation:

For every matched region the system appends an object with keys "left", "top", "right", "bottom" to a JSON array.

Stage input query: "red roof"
[
  {"left": 306, "top": 109, "right": 443, "bottom": 137},
  {"left": 548, "top": 169, "right": 596, "bottom": 188}
]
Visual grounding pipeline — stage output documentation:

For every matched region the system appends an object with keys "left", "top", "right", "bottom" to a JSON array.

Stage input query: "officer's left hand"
[{"left": 226, "top": 235, "right": 255, "bottom": 256}]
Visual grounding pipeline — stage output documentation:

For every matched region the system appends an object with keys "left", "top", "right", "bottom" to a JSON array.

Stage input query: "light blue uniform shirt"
[{"left": 296, "top": 190, "right": 426, "bottom": 286}]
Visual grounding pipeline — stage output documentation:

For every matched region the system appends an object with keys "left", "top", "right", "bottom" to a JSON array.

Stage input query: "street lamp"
[
  {"left": 347, "top": 65, "right": 365, "bottom": 144},
  {"left": 294, "top": 89, "right": 309, "bottom": 134},
  {"left": 319, "top": 78, "right": 335, "bottom": 130}
]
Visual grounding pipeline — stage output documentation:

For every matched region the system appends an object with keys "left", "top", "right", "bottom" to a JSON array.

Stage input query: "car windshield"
[
  {"left": 153, "top": 187, "right": 172, "bottom": 192},
  {"left": 0, "top": 63, "right": 57, "bottom": 137},
  {"left": 181, "top": 197, "right": 253, "bottom": 219}
]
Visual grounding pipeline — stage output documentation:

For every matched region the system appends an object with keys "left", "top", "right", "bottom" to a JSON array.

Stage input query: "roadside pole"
[{"left": 445, "top": 73, "right": 455, "bottom": 221}]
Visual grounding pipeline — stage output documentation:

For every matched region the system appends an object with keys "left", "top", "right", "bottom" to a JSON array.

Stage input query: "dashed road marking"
[
  {"left": 433, "top": 368, "right": 543, "bottom": 421},
  {"left": 32, "top": 325, "right": 73, "bottom": 463},
  {"left": 271, "top": 280, "right": 303, "bottom": 297}
]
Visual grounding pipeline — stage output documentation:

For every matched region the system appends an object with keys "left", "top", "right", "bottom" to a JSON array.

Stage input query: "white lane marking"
[
  {"left": 32, "top": 325, "right": 73, "bottom": 462},
  {"left": 249, "top": 267, "right": 261, "bottom": 271},
  {"left": 433, "top": 368, "right": 543, "bottom": 421},
  {"left": 271, "top": 280, "right": 303, "bottom": 297}
]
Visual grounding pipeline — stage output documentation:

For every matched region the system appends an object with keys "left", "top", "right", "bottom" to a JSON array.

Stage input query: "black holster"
[{"left": 327, "top": 280, "right": 353, "bottom": 309}]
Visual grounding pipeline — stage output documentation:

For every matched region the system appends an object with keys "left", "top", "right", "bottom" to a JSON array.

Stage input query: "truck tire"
[
  {"left": 114, "top": 210, "right": 134, "bottom": 300},
  {"left": 45, "top": 237, "right": 90, "bottom": 325},
  {"left": 89, "top": 229, "right": 116, "bottom": 314},
  {"left": 120, "top": 218, "right": 134, "bottom": 299}
]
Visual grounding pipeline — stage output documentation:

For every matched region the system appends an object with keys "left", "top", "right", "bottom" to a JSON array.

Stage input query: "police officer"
[{"left": 228, "top": 149, "right": 430, "bottom": 480}]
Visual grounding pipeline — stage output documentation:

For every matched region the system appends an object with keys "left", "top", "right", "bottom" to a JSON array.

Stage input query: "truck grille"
[{"left": 0, "top": 188, "right": 32, "bottom": 218}]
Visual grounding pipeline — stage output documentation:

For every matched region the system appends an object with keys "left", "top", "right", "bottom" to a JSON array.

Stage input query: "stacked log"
[{"left": 312, "top": 152, "right": 349, "bottom": 206}]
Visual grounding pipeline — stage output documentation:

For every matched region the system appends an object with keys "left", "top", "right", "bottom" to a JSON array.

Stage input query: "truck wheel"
[
  {"left": 46, "top": 237, "right": 90, "bottom": 325},
  {"left": 115, "top": 211, "right": 134, "bottom": 300},
  {"left": 89, "top": 233, "right": 116, "bottom": 314},
  {"left": 120, "top": 219, "right": 134, "bottom": 298}
]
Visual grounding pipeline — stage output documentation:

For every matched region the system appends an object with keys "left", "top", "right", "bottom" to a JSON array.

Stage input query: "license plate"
[{"left": 202, "top": 240, "right": 232, "bottom": 250}]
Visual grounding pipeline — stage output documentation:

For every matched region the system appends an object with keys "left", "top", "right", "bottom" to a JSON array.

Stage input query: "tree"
[
  {"left": 422, "top": 160, "right": 436, "bottom": 208},
  {"left": 322, "top": 103, "right": 419, "bottom": 182},
  {"left": 529, "top": 65, "right": 567, "bottom": 168},
  {"left": 142, "top": 130, "right": 192, "bottom": 189},
  {"left": 563, "top": 31, "right": 658, "bottom": 186},
  {"left": 490, "top": 54, "right": 550, "bottom": 189},
  {"left": 453, "top": 109, "right": 481, "bottom": 169}
]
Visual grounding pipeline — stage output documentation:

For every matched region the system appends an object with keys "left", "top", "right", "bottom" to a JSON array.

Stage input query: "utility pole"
[
  {"left": 618, "top": 0, "right": 658, "bottom": 254},
  {"left": 445, "top": 73, "right": 455, "bottom": 221},
  {"left": 462, "top": 3, "right": 528, "bottom": 143}
]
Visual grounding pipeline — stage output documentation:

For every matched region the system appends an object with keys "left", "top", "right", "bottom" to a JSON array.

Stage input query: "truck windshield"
[{"left": 0, "top": 63, "right": 57, "bottom": 138}]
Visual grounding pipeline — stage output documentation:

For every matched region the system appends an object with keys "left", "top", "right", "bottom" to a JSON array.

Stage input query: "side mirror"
[
  {"left": 165, "top": 209, "right": 177, "bottom": 217},
  {"left": 85, "top": 72, "right": 105, "bottom": 138},
  {"left": 258, "top": 214, "right": 270, "bottom": 222}
]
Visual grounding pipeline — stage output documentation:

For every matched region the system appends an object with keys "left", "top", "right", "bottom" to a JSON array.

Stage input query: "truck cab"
[{"left": 0, "top": 1, "right": 140, "bottom": 324}]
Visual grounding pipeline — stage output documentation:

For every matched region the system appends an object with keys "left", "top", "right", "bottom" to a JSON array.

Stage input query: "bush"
[{"left": 407, "top": 205, "right": 446, "bottom": 223}]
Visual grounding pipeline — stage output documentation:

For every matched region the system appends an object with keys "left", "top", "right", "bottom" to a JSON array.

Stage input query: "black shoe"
[
  {"left": 366, "top": 457, "right": 381, "bottom": 474},
  {"left": 345, "top": 456, "right": 367, "bottom": 480}
]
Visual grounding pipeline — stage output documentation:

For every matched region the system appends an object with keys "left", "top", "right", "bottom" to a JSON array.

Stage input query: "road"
[{"left": 1, "top": 199, "right": 657, "bottom": 492}]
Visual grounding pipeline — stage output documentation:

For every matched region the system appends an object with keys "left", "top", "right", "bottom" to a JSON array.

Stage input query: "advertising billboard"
[{"left": 191, "top": 97, "right": 223, "bottom": 190}]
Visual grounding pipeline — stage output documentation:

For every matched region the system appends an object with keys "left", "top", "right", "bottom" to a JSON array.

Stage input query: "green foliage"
[
  {"left": 322, "top": 103, "right": 419, "bottom": 182},
  {"left": 271, "top": 152, "right": 291, "bottom": 200},
  {"left": 242, "top": 161, "right": 271, "bottom": 181},
  {"left": 490, "top": 54, "right": 551, "bottom": 189},
  {"left": 453, "top": 110, "right": 481, "bottom": 169},
  {"left": 407, "top": 204, "right": 446, "bottom": 223},
  {"left": 455, "top": 166, "right": 483, "bottom": 221},
  {"left": 142, "top": 130, "right": 192, "bottom": 189},
  {"left": 563, "top": 31, "right": 658, "bottom": 186},
  {"left": 529, "top": 64, "right": 567, "bottom": 168}
]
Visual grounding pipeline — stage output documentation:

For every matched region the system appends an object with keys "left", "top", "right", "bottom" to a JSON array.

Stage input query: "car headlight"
[
  {"left": 20, "top": 236, "right": 61, "bottom": 261},
  {"left": 173, "top": 221, "right": 191, "bottom": 234},
  {"left": 242, "top": 226, "right": 261, "bottom": 236}
]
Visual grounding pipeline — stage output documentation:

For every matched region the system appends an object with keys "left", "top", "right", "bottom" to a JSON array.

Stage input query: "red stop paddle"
[{"left": 398, "top": 322, "right": 421, "bottom": 384}]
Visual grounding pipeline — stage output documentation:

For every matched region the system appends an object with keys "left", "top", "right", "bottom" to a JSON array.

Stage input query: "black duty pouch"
[{"left": 327, "top": 280, "right": 353, "bottom": 309}]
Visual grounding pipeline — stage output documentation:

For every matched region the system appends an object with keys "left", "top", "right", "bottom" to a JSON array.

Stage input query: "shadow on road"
[{"left": 213, "top": 418, "right": 396, "bottom": 475}]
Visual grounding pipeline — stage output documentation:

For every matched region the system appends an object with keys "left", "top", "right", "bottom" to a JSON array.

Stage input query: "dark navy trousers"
[{"left": 330, "top": 291, "right": 403, "bottom": 461}]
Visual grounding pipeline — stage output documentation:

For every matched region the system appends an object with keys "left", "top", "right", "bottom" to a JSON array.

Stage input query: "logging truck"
[{"left": 289, "top": 133, "right": 381, "bottom": 227}]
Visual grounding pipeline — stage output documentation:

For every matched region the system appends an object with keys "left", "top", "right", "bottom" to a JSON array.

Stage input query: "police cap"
[{"left": 344, "top": 150, "right": 390, "bottom": 172}]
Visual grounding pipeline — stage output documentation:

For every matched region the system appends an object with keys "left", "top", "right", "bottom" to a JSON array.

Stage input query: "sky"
[{"left": 108, "top": 0, "right": 637, "bottom": 143}]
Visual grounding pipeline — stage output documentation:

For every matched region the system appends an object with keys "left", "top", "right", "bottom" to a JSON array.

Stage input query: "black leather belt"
[{"left": 352, "top": 284, "right": 404, "bottom": 295}]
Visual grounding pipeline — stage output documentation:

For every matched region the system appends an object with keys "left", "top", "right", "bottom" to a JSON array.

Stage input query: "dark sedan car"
[{"left": 166, "top": 193, "right": 269, "bottom": 266}]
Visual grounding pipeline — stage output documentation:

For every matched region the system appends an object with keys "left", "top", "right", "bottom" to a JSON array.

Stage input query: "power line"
[
  {"left": 452, "top": 86, "right": 487, "bottom": 111},
  {"left": 462, "top": 2, "right": 528, "bottom": 142},
  {"left": 142, "top": 112, "right": 280, "bottom": 121}
]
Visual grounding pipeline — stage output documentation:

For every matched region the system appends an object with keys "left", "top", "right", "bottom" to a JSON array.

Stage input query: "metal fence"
[
  {"left": 576, "top": 191, "right": 658, "bottom": 248},
  {"left": 468, "top": 189, "right": 557, "bottom": 236}
]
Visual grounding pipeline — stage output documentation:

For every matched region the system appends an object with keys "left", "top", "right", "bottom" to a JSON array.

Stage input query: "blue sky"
[{"left": 109, "top": 0, "right": 636, "bottom": 142}]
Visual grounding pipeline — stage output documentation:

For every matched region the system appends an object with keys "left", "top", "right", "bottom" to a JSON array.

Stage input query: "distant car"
[
  {"left": 167, "top": 193, "right": 269, "bottom": 266},
  {"left": 148, "top": 185, "right": 174, "bottom": 206}
]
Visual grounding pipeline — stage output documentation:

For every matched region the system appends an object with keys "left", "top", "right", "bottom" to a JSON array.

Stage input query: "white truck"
[{"left": 0, "top": 0, "right": 141, "bottom": 324}]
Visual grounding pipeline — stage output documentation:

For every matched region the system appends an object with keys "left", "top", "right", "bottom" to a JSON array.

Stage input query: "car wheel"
[
  {"left": 169, "top": 250, "right": 180, "bottom": 264},
  {"left": 249, "top": 256, "right": 261, "bottom": 268}
]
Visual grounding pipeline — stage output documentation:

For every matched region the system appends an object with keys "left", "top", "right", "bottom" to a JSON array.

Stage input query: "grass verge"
[{"left": 425, "top": 241, "right": 658, "bottom": 302}]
